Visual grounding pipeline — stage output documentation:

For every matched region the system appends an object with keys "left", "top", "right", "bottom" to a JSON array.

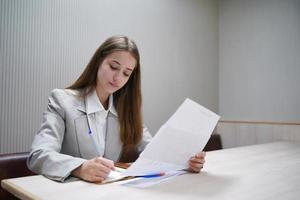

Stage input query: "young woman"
[{"left": 27, "top": 35, "right": 206, "bottom": 183}]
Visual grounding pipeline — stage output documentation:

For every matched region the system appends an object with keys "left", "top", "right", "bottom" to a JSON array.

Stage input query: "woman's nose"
[{"left": 113, "top": 71, "right": 122, "bottom": 81}]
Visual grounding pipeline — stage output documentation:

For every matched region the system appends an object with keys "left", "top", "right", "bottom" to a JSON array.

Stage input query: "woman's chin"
[{"left": 106, "top": 87, "right": 119, "bottom": 94}]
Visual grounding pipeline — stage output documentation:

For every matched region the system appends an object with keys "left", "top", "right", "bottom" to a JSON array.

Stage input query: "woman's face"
[{"left": 96, "top": 50, "right": 136, "bottom": 95}]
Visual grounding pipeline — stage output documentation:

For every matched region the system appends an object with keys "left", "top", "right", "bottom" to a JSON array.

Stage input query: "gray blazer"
[{"left": 27, "top": 89, "right": 152, "bottom": 182}]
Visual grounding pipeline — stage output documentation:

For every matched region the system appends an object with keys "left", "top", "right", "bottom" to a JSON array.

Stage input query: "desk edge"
[{"left": 1, "top": 179, "right": 40, "bottom": 200}]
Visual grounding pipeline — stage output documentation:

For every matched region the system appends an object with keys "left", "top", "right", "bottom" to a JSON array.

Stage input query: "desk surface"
[{"left": 2, "top": 141, "right": 300, "bottom": 200}]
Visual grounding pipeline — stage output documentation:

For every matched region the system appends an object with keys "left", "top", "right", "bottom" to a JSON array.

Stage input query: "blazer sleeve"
[{"left": 27, "top": 89, "right": 85, "bottom": 182}]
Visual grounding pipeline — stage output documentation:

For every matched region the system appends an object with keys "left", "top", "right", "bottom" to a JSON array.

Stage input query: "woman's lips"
[{"left": 109, "top": 82, "right": 119, "bottom": 88}]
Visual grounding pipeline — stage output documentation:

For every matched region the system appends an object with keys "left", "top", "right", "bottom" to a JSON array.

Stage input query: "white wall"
[
  {"left": 0, "top": 0, "right": 219, "bottom": 153},
  {"left": 219, "top": 0, "right": 300, "bottom": 122}
]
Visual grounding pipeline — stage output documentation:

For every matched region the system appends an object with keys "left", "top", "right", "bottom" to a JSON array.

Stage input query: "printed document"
[{"left": 123, "top": 98, "right": 220, "bottom": 177}]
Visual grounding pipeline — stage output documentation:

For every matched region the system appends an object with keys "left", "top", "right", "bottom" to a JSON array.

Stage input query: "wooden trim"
[
  {"left": 219, "top": 120, "right": 300, "bottom": 126},
  {"left": 1, "top": 179, "right": 40, "bottom": 200}
]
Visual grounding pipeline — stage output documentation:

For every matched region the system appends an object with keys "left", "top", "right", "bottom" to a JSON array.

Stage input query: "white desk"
[{"left": 2, "top": 141, "right": 300, "bottom": 200}]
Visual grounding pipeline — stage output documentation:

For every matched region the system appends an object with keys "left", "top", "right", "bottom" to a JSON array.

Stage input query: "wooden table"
[{"left": 2, "top": 141, "right": 300, "bottom": 200}]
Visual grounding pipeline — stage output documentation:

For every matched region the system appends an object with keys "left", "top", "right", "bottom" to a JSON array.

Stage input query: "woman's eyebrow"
[
  {"left": 111, "top": 60, "right": 121, "bottom": 66},
  {"left": 112, "top": 59, "right": 134, "bottom": 71}
]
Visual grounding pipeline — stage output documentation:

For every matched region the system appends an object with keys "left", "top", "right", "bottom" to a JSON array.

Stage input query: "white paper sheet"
[
  {"left": 102, "top": 167, "right": 127, "bottom": 184},
  {"left": 123, "top": 98, "right": 220, "bottom": 177}
]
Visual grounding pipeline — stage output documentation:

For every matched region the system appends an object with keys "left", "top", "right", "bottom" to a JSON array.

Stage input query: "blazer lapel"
[
  {"left": 74, "top": 103, "right": 102, "bottom": 158},
  {"left": 86, "top": 113, "right": 103, "bottom": 156},
  {"left": 74, "top": 114, "right": 98, "bottom": 159}
]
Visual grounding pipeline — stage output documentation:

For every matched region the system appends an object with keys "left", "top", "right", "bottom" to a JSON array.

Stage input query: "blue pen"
[
  {"left": 138, "top": 172, "right": 165, "bottom": 178},
  {"left": 88, "top": 128, "right": 101, "bottom": 155}
]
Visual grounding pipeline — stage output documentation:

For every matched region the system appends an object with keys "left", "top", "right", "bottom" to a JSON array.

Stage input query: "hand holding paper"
[
  {"left": 188, "top": 151, "right": 206, "bottom": 173},
  {"left": 123, "top": 98, "right": 220, "bottom": 177}
]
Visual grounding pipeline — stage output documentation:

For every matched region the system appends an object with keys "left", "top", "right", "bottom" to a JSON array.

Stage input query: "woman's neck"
[{"left": 95, "top": 87, "right": 109, "bottom": 110}]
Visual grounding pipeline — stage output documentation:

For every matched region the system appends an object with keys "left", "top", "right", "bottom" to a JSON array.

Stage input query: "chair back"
[{"left": 0, "top": 152, "right": 35, "bottom": 200}]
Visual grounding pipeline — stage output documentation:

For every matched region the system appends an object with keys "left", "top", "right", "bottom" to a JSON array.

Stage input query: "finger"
[
  {"left": 93, "top": 163, "right": 112, "bottom": 176},
  {"left": 189, "top": 160, "right": 204, "bottom": 170},
  {"left": 89, "top": 159, "right": 111, "bottom": 176},
  {"left": 189, "top": 166, "right": 202, "bottom": 173},
  {"left": 93, "top": 166, "right": 111, "bottom": 178},
  {"left": 190, "top": 157, "right": 205, "bottom": 164},
  {"left": 188, "top": 164, "right": 201, "bottom": 173},
  {"left": 96, "top": 157, "right": 114, "bottom": 169},
  {"left": 88, "top": 163, "right": 111, "bottom": 180},
  {"left": 195, "top": 151, "right": 206, "bottom": 158},
  {"left": 89, "top": 175, "right": 105, "bottom": 183},
  {"left": 190, "top": 154, "right": 205, "bottom": 162},
  {"left": 94, "top": 159, "right": 114, "bottom": 175},
  {"left": 81, "top": 169, "right": 105, "bottom": 183},
  {"left": 188, "top": 163, "right": 203, "bottom": 173},
  {"left": 189, "top": 160, "right": 204, "bottom": 169}
]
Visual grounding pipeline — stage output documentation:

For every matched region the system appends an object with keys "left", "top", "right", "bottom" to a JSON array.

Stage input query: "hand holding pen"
[
  {"left": 72, "top": 157, "right": 115, "bottom": 183},
  {"left": 71, "top": 128, "right": 115, "bottom": 182}
]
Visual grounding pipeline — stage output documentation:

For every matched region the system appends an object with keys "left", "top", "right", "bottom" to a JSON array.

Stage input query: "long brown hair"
[{"left": 67, "top": 35, "right": 143, "bottom": 150}]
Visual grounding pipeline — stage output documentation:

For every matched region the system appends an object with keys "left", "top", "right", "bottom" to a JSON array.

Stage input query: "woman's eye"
[
  {"left": 123, "top": 72, "right": 130, "bottom": 77},
  {"left": 110, "top": 65, "right": 118, "bottom": 70}
]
